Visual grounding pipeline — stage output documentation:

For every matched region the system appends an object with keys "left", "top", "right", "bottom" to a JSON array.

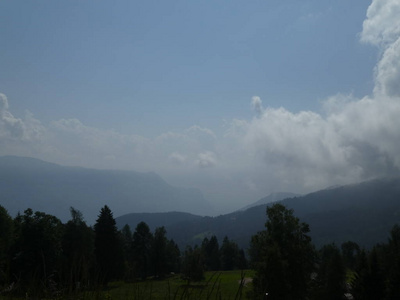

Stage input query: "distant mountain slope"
[
  {"left": 118, "top": 177, "right": 400, "bottom": 250},
  {"left": 115, "top": 211, "right": 202, "bottom": 232},
  {"left": 239, "top": 192, "right": 300, "bottom": 211},
  {"left": 0, "top": 156, "right": 211, "bottom": 224}
]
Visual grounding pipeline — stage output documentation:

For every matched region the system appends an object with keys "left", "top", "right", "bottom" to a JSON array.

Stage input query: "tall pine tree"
[
  {"left": 132, "top": 221, "right": 153, "bottom": 280},
  {"left": 94, "top": 205, "right": 122, "bottom": 285}
]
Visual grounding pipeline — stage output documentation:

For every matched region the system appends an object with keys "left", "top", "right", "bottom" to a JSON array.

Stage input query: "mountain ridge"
[
  {"left": 116, "top": 177, "right": 400, "bottom": 250},
  {"left": 239, "top": 191, "right": 300, "bottom": 211},
  {"left": 0, "top": 155, "right": 211, "bottom": 224}
]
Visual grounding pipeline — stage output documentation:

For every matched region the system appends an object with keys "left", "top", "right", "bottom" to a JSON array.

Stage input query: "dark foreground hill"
[
  {"left": 117, "top": 177, "right": 400, "bottom": 249},
  {"left": 0, "top": 156, "right": 210, "bottom": 224}
]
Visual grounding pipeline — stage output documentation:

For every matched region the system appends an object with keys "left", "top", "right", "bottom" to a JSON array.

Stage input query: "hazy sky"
[{"left": 1, "top": 0, "right": 400, "bottom": 213}]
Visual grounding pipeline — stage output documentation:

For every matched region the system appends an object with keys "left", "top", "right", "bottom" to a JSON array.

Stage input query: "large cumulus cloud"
[
  {"left": 361, "top": 0, "right": 400, "bottom": 97},
  {"left": 222, "top": 0, "right": 400, "bottom": 194}
]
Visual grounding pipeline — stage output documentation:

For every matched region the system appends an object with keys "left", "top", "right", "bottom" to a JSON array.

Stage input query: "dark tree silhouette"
[
  {"left": 385, "top": 225, "right": 400, "bottom": 299},
  {"left": 0, "top": 205, "right": 13, "bottom": 286},
  {"left": 181, "top": 246, "right": 204, "bottom": 282},
  {"left": 152, "top": 226, "right": 168, "bottom": 278},
  {"left": 220, "top": 236, "right": 239, "bottom": 271},
  {"left": 165, "top": 239, "right": 181, "bottom": 274},
  {"left": 250, "top": 204, "right": 314, "bottom": 300},
  {"left": 94, "top": 205, "right": 122, "bottom": 285},
  {"left": 120, "top": 224, "right": 134, "bottom": 280},
  {"left": 341, "top": 241, "right": 360, "bottom": 270},
  {"left": 132, "top": 221, "right": 153, "bottom": 280},
  {"left": 201, "top": 235, "right": 220, "bottom": 271},
  {"left": 10, "top": 209, "right": 63, "bottom": 293},
  {"left": 312, "top": 244, "right": 346, "bottom": 300},
  {"left": 61, "top": 207, "right": 94, "bottom": 291}
]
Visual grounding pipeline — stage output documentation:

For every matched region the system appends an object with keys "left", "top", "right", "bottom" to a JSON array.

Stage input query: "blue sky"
[
  {"left": 1, "top": 0, "right": 400, "bottom": 213},
  {"left": 1, "top": 1, "right": 375, "bottom": 134}
]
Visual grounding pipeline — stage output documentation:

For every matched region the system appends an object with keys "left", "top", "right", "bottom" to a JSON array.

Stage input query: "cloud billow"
[{"left": 361, "top": 0, "right": 400, "bottom": 97}]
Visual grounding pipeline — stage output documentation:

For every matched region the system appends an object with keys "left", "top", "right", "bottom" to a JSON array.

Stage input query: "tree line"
[
  {"left": 2, "top": 202, "right": 400, "bottom": 299},
  {"left": 0, "top": 204, "right": 246, "bottom": 297}
]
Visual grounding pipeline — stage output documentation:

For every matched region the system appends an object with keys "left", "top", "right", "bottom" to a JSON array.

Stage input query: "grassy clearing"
[{"left": 0, "top": 270, "right": 255, "bottom": 300}]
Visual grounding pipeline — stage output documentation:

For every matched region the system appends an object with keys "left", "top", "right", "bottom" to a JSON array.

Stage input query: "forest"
[{"left": 1, "top": 203, "right": 400, "bottom": 300}]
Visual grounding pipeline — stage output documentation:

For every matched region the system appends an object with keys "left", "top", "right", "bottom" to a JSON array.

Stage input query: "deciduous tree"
[
  {"left": 250, "top": 204, "right": 314, "bottom": 300},
  {"left": 62, "top": 207, "right": 94, "bottom": 290},
  {"left": 10, "top": 209, "right": 63, "bottom": 292}
]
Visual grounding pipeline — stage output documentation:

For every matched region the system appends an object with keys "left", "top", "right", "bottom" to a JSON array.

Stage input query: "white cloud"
[
  {"left": 251, "top": 96, "right": 264, "bottom": 116},
  {"left": 196, "top": 151, "right": 217, "bottom": 168},
  {"left": 185, "top": 125, "right": 217, "bottom": 140},
  {"left": 374, "top": 38, "right": 400, "bottom": 97},
  {"left": 361, "top": 0, "right": 400, "bottom": 47},
  {"left": 168, "top": 152, "right": 186, "bottom": 165},
  {"left": 0, "top": 93, "right": 9, "bottom": 110},
  {"left": 361, "top": 0, "right": 400, "bottom": 98},
  {"left": 0, "top": 93, "right": 46, "bottom": 143}
]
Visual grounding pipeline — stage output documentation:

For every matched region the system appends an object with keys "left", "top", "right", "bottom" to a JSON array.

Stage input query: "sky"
[{"left": 1, "top": 0, "right": 400, "bottom": 213}]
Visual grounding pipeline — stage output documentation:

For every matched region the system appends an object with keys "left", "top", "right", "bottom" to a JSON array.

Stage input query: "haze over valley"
[{"left": 2, "top": 155, "right": 400, "bottom": 251}]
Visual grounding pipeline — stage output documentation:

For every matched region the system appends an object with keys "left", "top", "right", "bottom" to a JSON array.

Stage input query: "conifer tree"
[
  {"left": 201, "top": 235, "right": 220, "bottom": 271},
  {"left": 152, "top": 226, "right": 168, "bottom": 278},
  {"left": 0, "top": 205, "right": 13, "bottom": 286},
  {"left": 94, "top": 205, "right": 122, "bottom": 285},
  {"left": 132, "top": 221, "right": 153, "bottom": 280}
]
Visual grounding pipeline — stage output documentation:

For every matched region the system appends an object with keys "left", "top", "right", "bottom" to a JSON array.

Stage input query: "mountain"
[
  {"left": 116, "top": 211, "right": 202, "bottom": 232},
  {"left": 0, "top": 156, "right": 211, "bottom": 224},
  {"left": 239, "top": 192, "right": 300, "bottom": 211},
  {"left": 116, "top": 177, "right": 400, "bottom": 250}
]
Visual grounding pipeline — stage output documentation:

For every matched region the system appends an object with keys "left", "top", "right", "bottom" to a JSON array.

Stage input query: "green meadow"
[{"left": 0, "top": 270, "right": 255, "bottom": 300}]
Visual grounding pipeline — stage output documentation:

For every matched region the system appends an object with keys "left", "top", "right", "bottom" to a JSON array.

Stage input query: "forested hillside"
[{"left": 117, "top": 177, "right": 400, "bottom": 249}]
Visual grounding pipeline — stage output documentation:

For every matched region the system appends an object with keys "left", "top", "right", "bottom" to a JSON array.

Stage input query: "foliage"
[
  {"left": 4, "top": 201, "right": 400, "bottom": 299},
  {"left": 383, "top": 224, "right": 400, "bottom": 299},
  {"left": 132, "top": 221, "right": 153, "bottom": 280},
  {"left": 0, "top": 206, "right": 13, "bottom": 286},
  {"left": 11, "top": 209, "right": 63, "bottom": 293},
  {"left": 181, "top": 246, "right": 204, "bottom": 282},
  {"left": 165, "top": 239, "right": 181, "bottom": 274},
  {"left": 310, "top": 244, "right": 346, "bottom": 300},
  {"left": 151, "top": 226, "right": 168, "bottom": 278},
  {"left": 220, "top": 236, "right": 240, "bottom": 271},
  {"left": 61, "top": 207, "right": 95, "bottom": 292},
  {"left": 120, "top": 224, "right": 134, "bottom": 280},
  {"left": 201, "top": 235, "right": 220, "bottom": 271},
  {"left": 94, "top": 205, "right": 124, "bottom": 285},
  {"left": 250, "top": 203, "right": 314, "bottom": 300},
  {"left": 341, "top": 241, "right": 360, "bottom": 270}
]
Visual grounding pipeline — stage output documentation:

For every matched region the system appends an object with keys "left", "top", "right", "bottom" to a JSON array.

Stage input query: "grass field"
[{"left": 0, "top": 270, "right": 255, "bottom": 300}]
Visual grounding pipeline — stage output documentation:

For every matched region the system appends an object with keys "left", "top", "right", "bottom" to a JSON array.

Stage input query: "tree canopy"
[
  {"left": 250, "top": 203, "right": 314, "bottom": 300},
  {"left": 94, "top": 205, "right": 123, "bottom": 285}
]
